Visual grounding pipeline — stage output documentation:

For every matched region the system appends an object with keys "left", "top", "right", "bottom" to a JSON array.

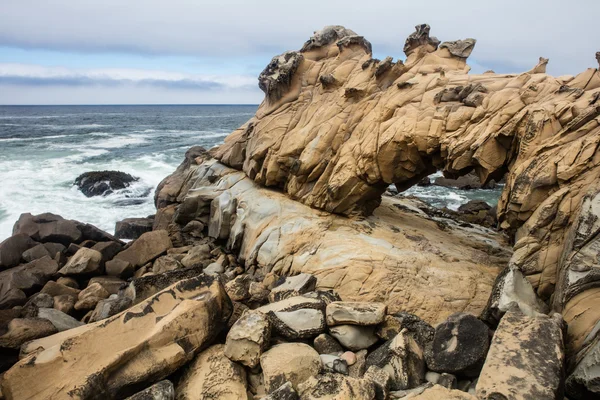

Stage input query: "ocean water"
[
  {"left": 0, "top": 105, "right": 503, "bottom": 241},
  {"left": 0, "top": 105, "right": 256, "bottom": 240}
]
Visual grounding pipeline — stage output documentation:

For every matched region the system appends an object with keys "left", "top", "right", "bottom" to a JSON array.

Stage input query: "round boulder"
[{"left": 425, "top": 313, "right": 490, "bottom": 377}]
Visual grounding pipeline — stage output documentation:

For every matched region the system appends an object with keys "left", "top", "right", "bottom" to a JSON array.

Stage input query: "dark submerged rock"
[{"left": 74, "top": 170, "right": 138, "bottom": 197}]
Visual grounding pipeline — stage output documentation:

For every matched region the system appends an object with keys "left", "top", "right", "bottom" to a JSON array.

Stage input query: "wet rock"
[
  {"left": 480, "top": 266, "right": 548, "bottom": 326},
  {"left": 329, "top": 324, "right": 379, "bottom": 351},
  {"left": 224, "top": 310, "right": 271, "bottom": 368},
  {"left": 297, "top": 373, "right": 375, "bottom": 400},
  {"left": 261, "top": 381, "right": 298, "bottom": 400},
  {"left": 314, "top": 333, "right": 343, "bottom": 355},
  {"left": 105, "top": 258, "right": 134, "bottom": 278},
  {"left": 0, "top": 256, "right": 59, "bottom": 309},
  {"left": 114, "top": 230, "right": 172, "bottom": 268},
  {"left": 0, "top": 318, "right": 57, "bottom": 349},
  {"left": 320, "top": 354, "right": 349, "bottom": 374},
  {"left": 364, "top": 366, "right": 391, "bottom": 400},
  {"left": 326, "top": 301, "right": 386, "bottom": 326},
  {"left": 269, "top": 273, "right": 317, "bottom": 302},
  {"left": 58, "top": 247, "right": 103, "bottom": 276},
  {"left": 115, "top": 217, "right": 153, "bottom": 240},
  {"left": 260, "top": 343, "right": 322, "bottom": 392},
  {"left": 124, "top": 380, "right": 174, "bottom": 400},
  {"left": 21, "top": 243, "right": 50, "bottom": 263},
  {"left": 177, "top": 344, "right": 247, "bottom": 400},
  {"left": 37, "top": 307, "right": 84, "bottom": 331},
  {"left": 0, "top": 233, "right": 38, "bottom": 269},
  {"left": 88, "top": 294, "right": 132, "bottom": 323},
  {"left": 258, "top": 296, "right": 326, "bottom": 340},
  {"left": 2, "top": 275, "right": 231, "bottom": 399},
  {"left": 74, "top": 170, "right": 138, "bottom": 197},
  {"left": 433, "top": 173, "right": 493, "bottom": 190},
  {"left": 476, "top": 307, "right": 565, "bottom": 400},
  {"left": 425, "top": 313, "right": 490, "bottom": 377},
  {"left": 366, "top": 330, "right": 425, "bottom": 390}
]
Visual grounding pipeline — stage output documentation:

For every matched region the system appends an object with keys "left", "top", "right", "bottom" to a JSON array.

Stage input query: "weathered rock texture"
[
  {"left": 1, "top": 275, "right": 231, "bottom": 400},
  {"left": 207, "top": 24, "right": 600, "bottom": 365},
  {"left": 157, "top": 158, "right": 509, "bottom": 325}
]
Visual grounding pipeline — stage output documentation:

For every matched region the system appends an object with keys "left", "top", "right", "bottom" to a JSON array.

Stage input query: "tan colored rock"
[
  {"left": 326, "top": 301, "right": 386, "bottom": 326},
  {"left": 0, "top": 318, "right": 57, "bottom": 349},
  {"left": 1, "top": 275, "right": 231, "bottom": 400},
  {"left": 114, "top": 230, "right": 172, "bottom": 268},
  {"left": 476, "top": 307, "right": 565, "bottom": 400},
  {"left": 176, "top": 344, "right": 248, "bottom": 400},
  {"left": 203, "top": 23, "right": 600, "bottom": 355},
  {"left": 297, "top": 373, "right": 375, "bottom": 400},
  {"left": 53, "top": 294, "right": 76, "bottom": 315},
  {"left": 224, "top": 309, "right": 271, "bottom": 368},
  {"left": 403, "top": 384, "right": 477, "bottom": 399},
  {"left": 260, "top": 343, "right": 322, "bottom": 392},
  {"left": 166, "top": 160, "right": 509, "bottom": 326},
  {"left": 74, "top": 282, "right": 109, "bottom": 311},
  {"left": 58, "top": 247, "right": 102, "bottom": 275}
]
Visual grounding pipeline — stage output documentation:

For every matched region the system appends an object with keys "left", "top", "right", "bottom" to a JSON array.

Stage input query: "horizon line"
[{"left": 0, "top": 103, "right": 260, "bottom": 106}]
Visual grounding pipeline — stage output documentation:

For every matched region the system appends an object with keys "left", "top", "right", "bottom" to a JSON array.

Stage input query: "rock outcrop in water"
[
  {"left": 1, "top": 23, "right": 600, "bottom": 399},
  {"left": 74, "top": 170, "right": 139, "bottom": 197}
]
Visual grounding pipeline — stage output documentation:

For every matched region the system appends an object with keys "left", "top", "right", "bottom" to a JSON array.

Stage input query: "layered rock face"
[
  {"left": 210, "top": 23, "right": 600, "bottom": 379},
  {"left": 157, "top": 157, "right": 509, "bottom": 324}
]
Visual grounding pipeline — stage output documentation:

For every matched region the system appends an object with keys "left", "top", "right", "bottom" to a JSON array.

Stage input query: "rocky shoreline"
[{"left": 1, "top": 23, "right": 600, "bottom": 399}]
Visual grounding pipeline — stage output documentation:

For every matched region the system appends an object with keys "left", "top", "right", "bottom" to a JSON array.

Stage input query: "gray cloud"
[{"left": 1, "top": 0, "right": 599, "bottom": 76}]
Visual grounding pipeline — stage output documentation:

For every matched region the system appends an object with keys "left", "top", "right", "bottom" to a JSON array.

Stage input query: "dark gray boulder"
[
  {"left": 114, "top": 217, "right": 154, "bottom": 240},
  {"left": 74, "top": 170, "right": 138, "bottom": 197},
  {"left": 425, "top": 312, "right": 490, "bottom": 377},
  {"left": 0, "top": 233, "right": 38, "bottom": 269}
]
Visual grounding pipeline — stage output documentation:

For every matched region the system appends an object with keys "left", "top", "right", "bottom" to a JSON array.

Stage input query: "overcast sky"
[{"left": 0, "top": 0, "right": 598, "bottom": 105}]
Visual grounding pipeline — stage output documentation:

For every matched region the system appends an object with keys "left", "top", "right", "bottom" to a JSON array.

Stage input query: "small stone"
[
  {"left": 425, "top": 371, "right": 441, "bottom": 384},
  {"left": 114, "top": 218, "right": 153, "bottom": 240},
  {"left": 261, "top": 381, "right": 298, "bottom": 400},
  {"left": 365, "top": 329, "right": 425, "bottom": 390},
  {"left": 313, "top": 333, "right": 343, "bottom": 355},
  {"left": 152, "top": 255, "right": 182, "bottom": 274},
  {"left": 326, "top": 301, "right": 386, "bottom": 326},
  {"left": 364, "top": 366, "right": 391, "bottom": 400},
  {"left": 258, "top": 296, "right": 326, "bottom": 340},
  {"left": 74, "top": 282, "right": 109, "bottom": 311},
  {"left": 341, "top": 351, "right": 356, "bottom": 366},
  {"left": 320, "top": 354, "right": 349, "bottom": 375},
  {"left": 180, "top": 243, "right": 211, "bottom": 268},
  {"left": 88, "top": 276, "right": 125, "bottom": 295},
  {"left": 124, "top": 380, "right": 174, "bottom": 400},
  {"left": 349, "top": 349, "right": 368, "bottom": 378},
  {"left": 56, "top": 277, "right": 78, "bottom": 289},
  {"left": 58, "top": 247, "right": 103, "bottom": 276},
  {"left": 269, "top": 273, "right": 317, "bottom": 302},
  {"left": 203, "top": 262, "right": 224, "bottom": 275},
  {"left": 91, "top": 241, "right": 123, "bottom": 264},
  {"left": 224, "top": 310, "right": 271, "bottom": 368},
  {"left": 114, "top": 230, "right": 172, "bottom": 268},
  {"left": 297, "top": 373, "right": 376, "bottom": 400},
  {"left": 53, "top": 294, "right": 76, "bottom": 315},
  {"left": 260, "top": 343, "right": 321, "bottom": 392},
  {"left": 329, "top": 324, "right": 379, "bottom": 351},
  {"left": 89, "top": 295, "right": 132, "bottom": 322},
  {"left": 37, "top": 307, "right": 84, "bottom": 331},
  {"left": 438, "top": 373, "right": 457, "bottom": 389},
  {"left": 21, "top": 292, "right": 54, "bottom": 317},
  {"left": 225, "top": 274, "right": 251, "bottom": 301}
]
